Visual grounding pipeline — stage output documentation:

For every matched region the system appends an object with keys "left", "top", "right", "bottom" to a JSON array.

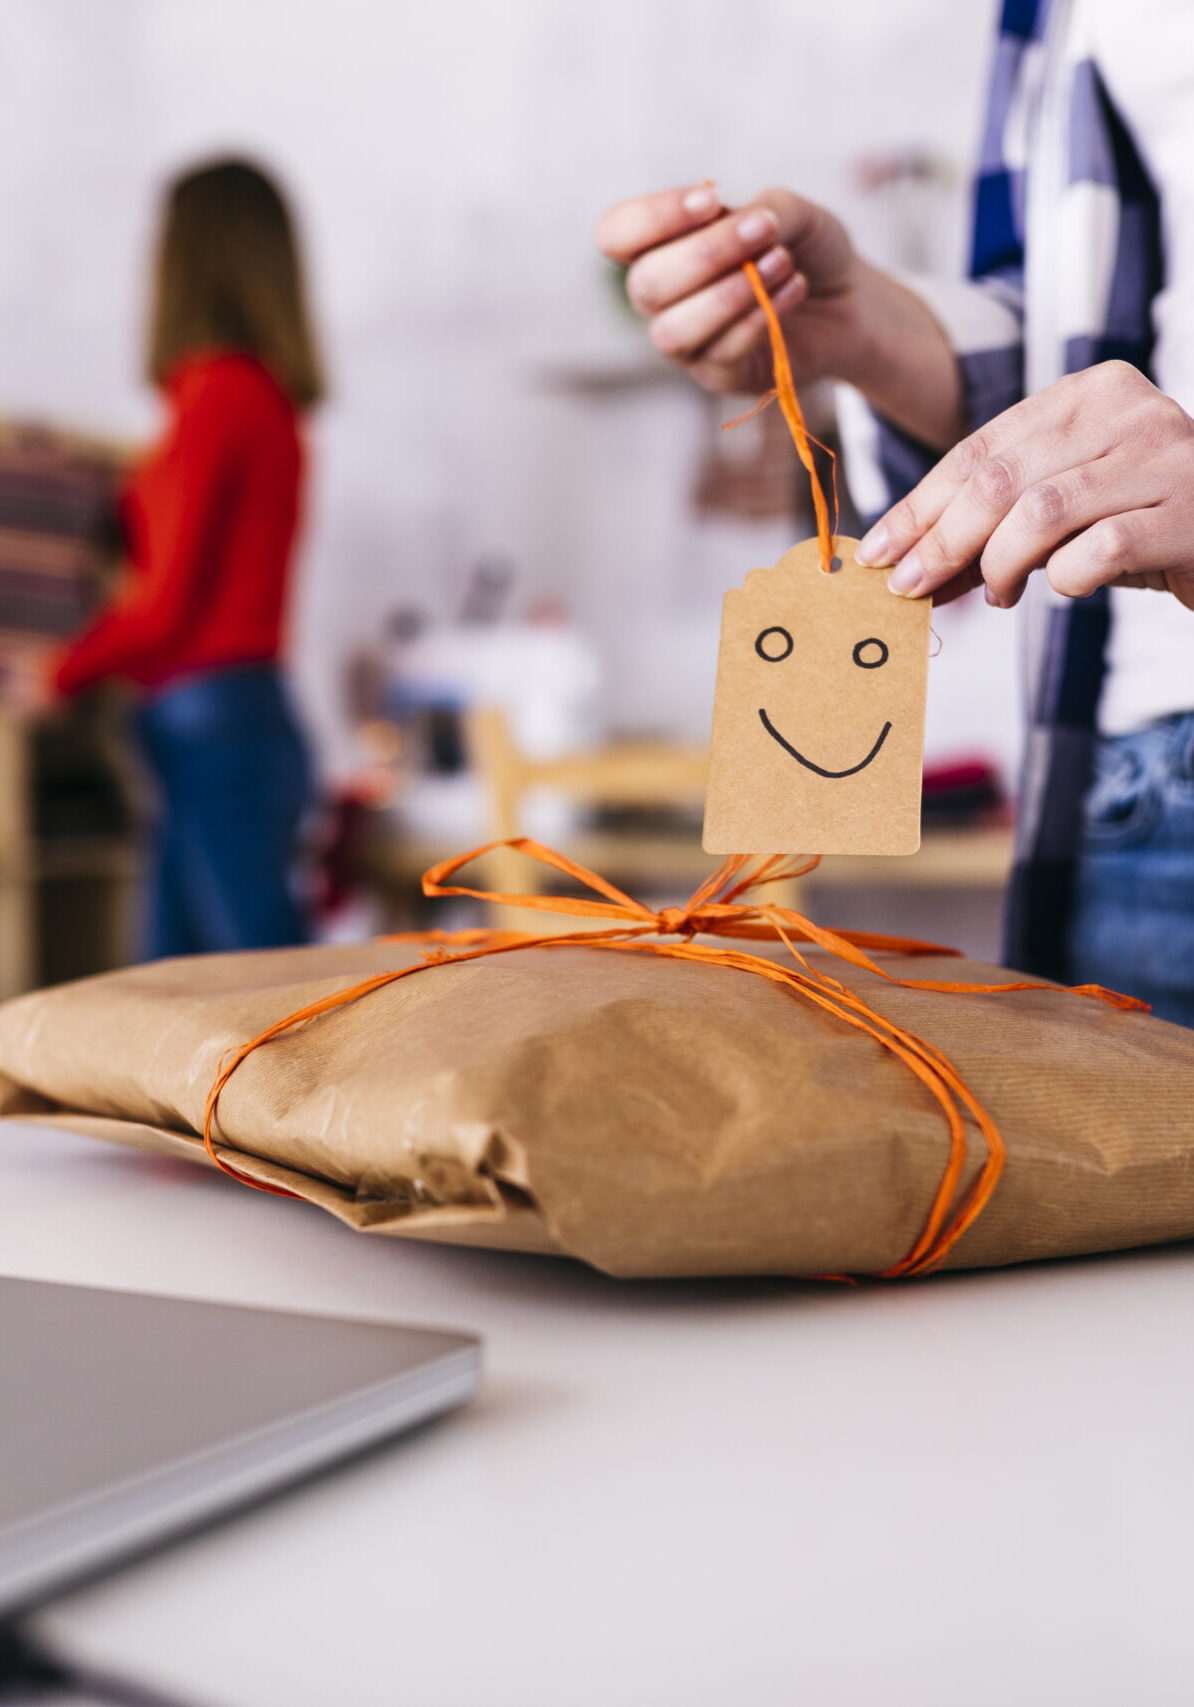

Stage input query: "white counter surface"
[{"left": 2, "top": 1118, "right": 1193, "bottom": 1707}]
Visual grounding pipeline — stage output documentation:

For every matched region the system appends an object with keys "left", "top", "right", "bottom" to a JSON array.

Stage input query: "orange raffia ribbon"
[
  {"left": 740, "top": 256, "right": 839, "bottom": 574},
  {"left": 202, "top": 840, "right": 1147, "bottom": 1279}
]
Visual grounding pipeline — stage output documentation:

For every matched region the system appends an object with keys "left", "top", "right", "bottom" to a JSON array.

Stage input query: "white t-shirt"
[{"left": 1088, "top": 0, "right": 1194, "bottom": 734}]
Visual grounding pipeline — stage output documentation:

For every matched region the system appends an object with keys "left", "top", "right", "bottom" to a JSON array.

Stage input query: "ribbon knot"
[
  {"left": 203, "top": 835, "right": 1148, "bottom": 1280},
  {"left": 654, "top": 905, "right": 700, "bottom": 938}
]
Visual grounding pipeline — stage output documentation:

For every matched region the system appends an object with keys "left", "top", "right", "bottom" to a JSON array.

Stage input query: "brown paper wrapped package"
[{"left": 2, "top": 936, "right": 1194, "bottom": 1279}]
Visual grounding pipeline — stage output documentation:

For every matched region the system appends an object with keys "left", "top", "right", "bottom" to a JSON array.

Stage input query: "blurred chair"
[
  {"left": 358, "top": 706, "right": 1014, "bottom": 949},
  {"left": 465, "top": 706, "right": 712, "bottom": 932},
  {"left": 464, "top": 707, "right": 1014, "bottom": 949}
]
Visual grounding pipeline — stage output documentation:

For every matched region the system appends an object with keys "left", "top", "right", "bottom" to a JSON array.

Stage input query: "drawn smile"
[{"left": 758, "top": 709, "right": 893, "bottom": 779}]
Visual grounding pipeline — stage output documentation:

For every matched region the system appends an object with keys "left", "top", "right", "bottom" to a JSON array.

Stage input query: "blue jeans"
[
  {"left": 1066, "top": 713, "right": 1194, "bottom": 1027},
  {"left": 135, "top": 666, "right": 312, "bottom": 959}
]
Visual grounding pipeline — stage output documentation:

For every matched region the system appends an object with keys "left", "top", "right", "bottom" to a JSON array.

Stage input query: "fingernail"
[
  {"left": 757, "top": 245, "right": 789, "bottom": 283},
  {"left": 887, "top": 551, "right": 924, "bottom": 596},
  {"left": 683, "top": 186, "right": 718, "bottom": 217},
  {"left": 856, "top": 523, "right": 891, "bottom": 566},
  {"left": 737, "top": 209, "right": 777, "bottom": 246},
  {"left": 984, "top": 584, "right": 1002, "bottom": 608}
]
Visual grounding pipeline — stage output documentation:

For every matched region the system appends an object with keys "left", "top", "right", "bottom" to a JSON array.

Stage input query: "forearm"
[
  {"left": 54, "top": 604, "right": 155, "bottom": 695},
  {"left": 54, "top": 568, "right": 194, "bottom": 695},
  {"left": 836, "top": 262, "right": 967, "bottom": 453}
]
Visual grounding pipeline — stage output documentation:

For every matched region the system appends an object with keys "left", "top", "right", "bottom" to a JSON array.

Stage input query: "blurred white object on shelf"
[
  {"left": 400, "top": 618, "right": 602, "bottom": 759},
  {"left": 385, "top": 612, "right": 603, "bottom": 844}
]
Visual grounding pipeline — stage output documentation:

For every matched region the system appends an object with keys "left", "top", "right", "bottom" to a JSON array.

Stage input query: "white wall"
[{"left": 0, "top": 0, "right": 1016, "bottom": 780}]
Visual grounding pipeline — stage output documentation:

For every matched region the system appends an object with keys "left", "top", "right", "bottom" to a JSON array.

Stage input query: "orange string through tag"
[
  {"left": 740, "top": 258, "right": 838, "bottom": 574},
  {"left": 202, "top": 841, "right": 1148, "bottom": 1280}
]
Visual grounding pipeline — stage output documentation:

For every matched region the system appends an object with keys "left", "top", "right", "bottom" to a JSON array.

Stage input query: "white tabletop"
[{"left": 2, "top": 1118, "right": 1194, "bottom": 1707}]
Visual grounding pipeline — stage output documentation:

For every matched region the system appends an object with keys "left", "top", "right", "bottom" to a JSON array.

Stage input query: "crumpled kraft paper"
[{"left": 2, "top": 939, "right": 1193, "bottom": 1278}]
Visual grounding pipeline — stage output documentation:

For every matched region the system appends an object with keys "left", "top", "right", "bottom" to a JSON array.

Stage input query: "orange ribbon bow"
[{"left": 204, "top": 840, "right": 1145, "bottom": 1280}]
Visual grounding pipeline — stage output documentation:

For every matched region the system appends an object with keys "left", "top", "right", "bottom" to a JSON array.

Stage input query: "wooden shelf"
[
  {"left": 364, "top": 820, "right": 1014, "bottom": 903},
  {"left": 1, "top": 708, "right": 142, "bottom": 997},
  {"left": 811, "top": 826, "right": 1014, "bottom": 889},
  {"left": 33, "top": 836, "right": 141, "bottom": 883}
]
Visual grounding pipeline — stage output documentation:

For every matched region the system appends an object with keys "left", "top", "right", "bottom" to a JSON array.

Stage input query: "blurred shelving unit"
[
  {"left": 0, "top": 708, "right": 34, "bottom": 997},
  {"left": 0, "top": 421, "right": 141, "bottom": 994},
  {"left": 0, "top": 707, "right": 142, "bottom": 998}
]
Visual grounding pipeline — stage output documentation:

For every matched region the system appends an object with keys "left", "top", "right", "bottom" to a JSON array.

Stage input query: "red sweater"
[{"left": 56, "top": 351, "right": 304, "bottom": 696}]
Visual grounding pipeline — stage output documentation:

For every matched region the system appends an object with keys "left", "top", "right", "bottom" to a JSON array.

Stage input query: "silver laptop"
[{"left": 0, "top": 1275, "right": 480, "bottom": 1617}]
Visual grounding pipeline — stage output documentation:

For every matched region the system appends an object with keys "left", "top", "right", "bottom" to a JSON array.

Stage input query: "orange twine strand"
[
  {"left": 202, "top": 840, "right": 1147, "bottom": 1278},
  {"left": 741, "top": 258, "right": 837, "bottom": 573}
]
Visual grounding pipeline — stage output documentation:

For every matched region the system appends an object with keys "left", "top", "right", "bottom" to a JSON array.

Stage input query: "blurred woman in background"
[{"left": 49, "top": 158, "right": 323, "bottom": 956}]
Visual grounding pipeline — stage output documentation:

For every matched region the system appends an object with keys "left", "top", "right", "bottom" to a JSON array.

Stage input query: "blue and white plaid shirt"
[{"left": 848, "top": 0, "right": 1165, "bottom": 978}]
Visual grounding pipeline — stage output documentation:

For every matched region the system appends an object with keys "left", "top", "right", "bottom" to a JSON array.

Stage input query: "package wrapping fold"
[{"left": 2, "top": 939, "right": 1194, "bottom": 1278}]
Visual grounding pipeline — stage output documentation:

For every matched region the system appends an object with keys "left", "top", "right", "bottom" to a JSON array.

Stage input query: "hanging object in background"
[
  {"left": 692, "top": 390, "right": 816, "bottom": 524},
  {"left": 702, "top": 263, "right": 930, "bottom": 856}
]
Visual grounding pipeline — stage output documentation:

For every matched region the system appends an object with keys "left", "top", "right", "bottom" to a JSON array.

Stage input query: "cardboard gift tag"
[{"left": 703, "top": 535, "right": 931, "bottom": 856}]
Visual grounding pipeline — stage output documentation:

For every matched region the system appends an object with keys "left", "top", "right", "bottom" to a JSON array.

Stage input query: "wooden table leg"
[{"left": 0, "top": 710, "right": 35, "bottom": 998}]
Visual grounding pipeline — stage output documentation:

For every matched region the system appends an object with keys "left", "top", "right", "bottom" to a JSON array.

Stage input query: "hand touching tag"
[{"left": 703, "top": 535, "right": 930, "bottom": 855}]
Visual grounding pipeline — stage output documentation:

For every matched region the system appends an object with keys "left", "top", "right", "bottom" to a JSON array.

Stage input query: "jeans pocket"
[
  {"left": 1081, "top": 739, "right": 1161, "bottom": 849},
  {"left": 1151, "top": 717, "right": 1194, "bottom": 848}
]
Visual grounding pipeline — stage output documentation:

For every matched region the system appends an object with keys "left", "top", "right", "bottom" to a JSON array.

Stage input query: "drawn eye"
[
  {"left": 852, "top": 637, "right": 888, "bottom": 669},
  {"left": 755, "top": 626, "right": 793, "bottom": 662}
]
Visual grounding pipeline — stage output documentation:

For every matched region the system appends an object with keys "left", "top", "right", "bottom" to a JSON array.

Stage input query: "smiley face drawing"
[
  {"left": 703, "top": 536, "right": 931, "bottom": 856},
  {"left": 755, "top": 623, "right": 894, "bottom": 777}
]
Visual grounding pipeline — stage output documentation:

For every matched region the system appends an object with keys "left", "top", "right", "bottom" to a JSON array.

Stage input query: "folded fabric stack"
[{"left": 0, "top": 426, "right": 121, "bottom": 640}]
